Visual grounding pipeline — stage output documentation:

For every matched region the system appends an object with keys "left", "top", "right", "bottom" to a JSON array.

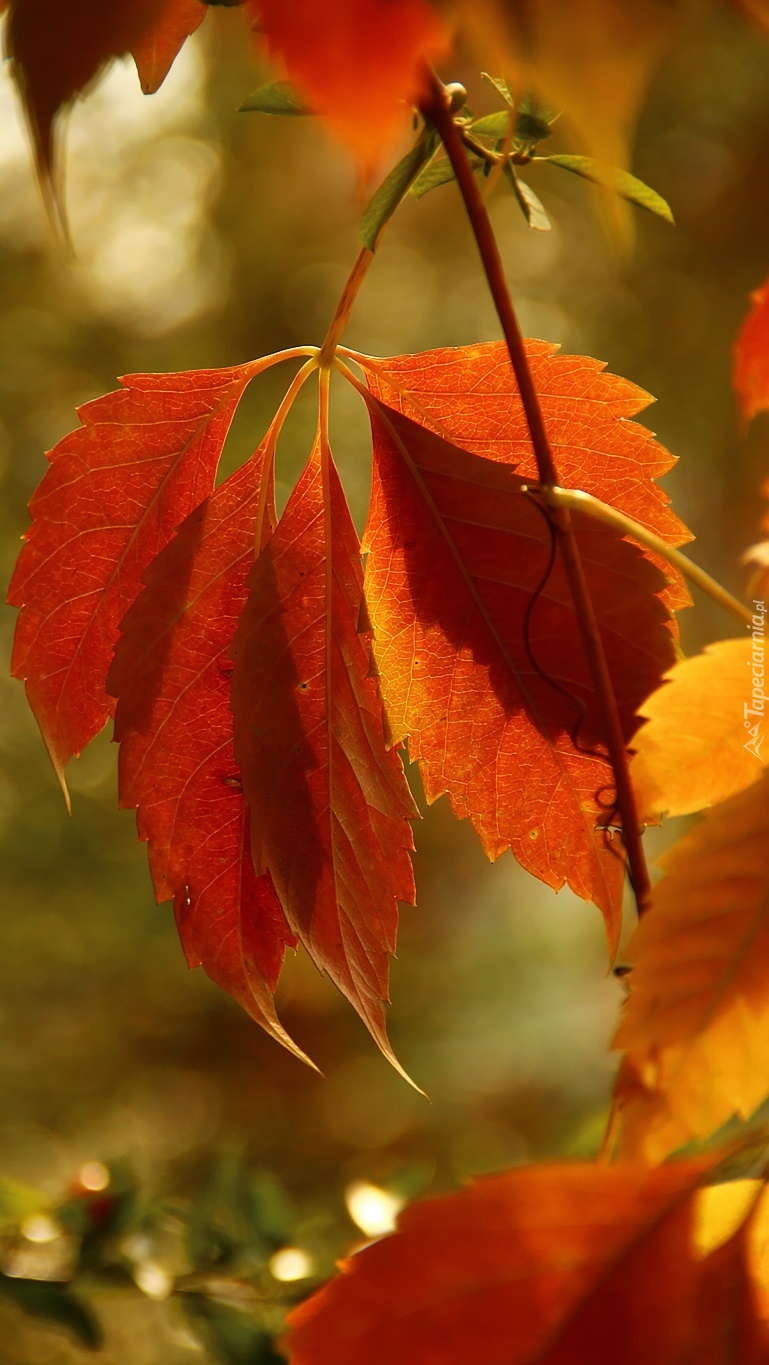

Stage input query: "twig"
[
  {"left": 419, "top": 70, "right": 651, "bottom": 915},
  {"left": 526, "top": 485, "right": 754, "bottom": 627}
]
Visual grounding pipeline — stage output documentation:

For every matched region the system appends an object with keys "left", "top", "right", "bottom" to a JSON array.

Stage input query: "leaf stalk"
[
  {"left": 318, "top": 248, "right": 374, "bottom": 368},
  {"left": 525, "top": 485, "right": 754, "bottom": 627}
]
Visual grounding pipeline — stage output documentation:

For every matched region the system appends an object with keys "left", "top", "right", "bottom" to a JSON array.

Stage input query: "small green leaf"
[
  {"left": 470, "top": 111, "right": 514, "bottom": 141},
  {"left": 517, "top": 90, "right": 560, "bottom": 127},
  {"left": 411, "top": 154, "right": 457, "bottom": 199},
  {"left": 481, "top": 73, "right": 514, "bottom": 106},
  {"left": 183, "top": 1295, "right": 286, "bottom": 1364},
  {"left": 515, "top": 111, "right": 554, "bottom": 146},
  {"left": 359, "top": 128, "right": 439, "bottom": 249},
  {"left": 0, "top": 1275, "right": 103, "bottom": 1350},
  {"left": 536, "top": 154, "right": 674, "bottom": 223},
  {"left": 238, "top": 82, "right": 310, "bottom": 116},
  {"left": 505, "top": 167, "right": 551, "bottom": 231}
]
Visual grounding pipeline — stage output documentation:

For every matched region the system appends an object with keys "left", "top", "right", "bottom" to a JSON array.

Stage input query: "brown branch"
[{"left": 420, "top": 71, "right": 651, "bottom": 916}]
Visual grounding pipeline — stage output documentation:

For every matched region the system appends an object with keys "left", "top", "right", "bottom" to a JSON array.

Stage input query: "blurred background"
[{"left": 1, "top": 1, "right": 769, "bottom": 1358}]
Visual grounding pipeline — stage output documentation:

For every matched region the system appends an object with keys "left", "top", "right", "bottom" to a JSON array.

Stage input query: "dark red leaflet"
[
  {"left": 107, "top": 434, "right": 308, "bottom": 1061},
  {"left": 230, "top": 437, "right": 417, "bottom": 1075}
]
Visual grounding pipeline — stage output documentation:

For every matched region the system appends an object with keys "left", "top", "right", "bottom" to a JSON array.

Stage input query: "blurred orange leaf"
[
  {"left": 286, "top": 1159, "right": 743, "bottom": 1365},
  {"left": 631, "top": 638, "right": 768, "bottom": 819},
  {"left": 244, "top": 0, "right": 447, "bottom": 164},
  {"left": 734, "top": 277, "right": 769, "bottom": 429},
  {"left": 611, "top": 771, "right": 769, "bottom": 1163}
]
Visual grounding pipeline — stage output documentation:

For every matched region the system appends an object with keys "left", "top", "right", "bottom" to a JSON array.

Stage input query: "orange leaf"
[
  {"left": 245, "top": 0, "right": 448, "bottom": 164},
  {"left": 286, "top": 1159, "right": 723, "bottom": 1365},
  {"left": 230, "top": 430, "right": 417, "bottom": 1076},
  {"left": 131, "top": 0, "right": 207, "bottom": 94},
  {"left": 7, "top": 360, "right": 274, "bottom": 793},
  {"left": 106, "top": 428, "right": 310, "bottom": 1065},
  {"left": 631, "top": 637, "right": 768, "bottom": 819},
  {"left": 612, "top": 771, "right": 769, "bottom": 1163},
  {"left": 734, "top": 277, "right": 769, "bottom": 429},
  {"left": 354, "top": 344, "right": 686, "bottom": 941},
  {"left": 356, "top": 341, "right": 691, "bottom": 613}
]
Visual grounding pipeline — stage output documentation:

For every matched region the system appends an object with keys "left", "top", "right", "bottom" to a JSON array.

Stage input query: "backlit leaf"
[
  {"left": 132, "top": 0, "right": 207, "bottom": 94},
  {"left": 8, "top": 359, "right": 279, "bottom": 791},
  {"left": 230, "top": 431, "right": 417, "bottom": 1075},
  {"left": 107, "top": 424, "right": 309, "bottom": 1064},
  {"left": 505, "top": 167, "right": 551, "bottom": 230},
  {"left": 359, "top": 394, "right": 676, "bottom": 943},
  {"left": 535, "top": 153, "right": 674, "bottom": 222},
  {"left": 612, "top": 771, "right": 769, "bottom": 1163},
  {"left": 352, "top": 342, "right": 689, "bottom": 937},
  {"left": 354, "top": 342, "right": 690, "bottom": 614},
  {"left": 286, "top": 1159, "right": 723, "bottom": 1365},
  {"left": 244, "top": 0, "right": 447, "bottom": 164},
  {"left": 631, "top": 638, "right": 768, "bottom": 818}
]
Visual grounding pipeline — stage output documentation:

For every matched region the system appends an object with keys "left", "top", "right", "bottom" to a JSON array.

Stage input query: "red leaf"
[
  {"left": 734, "top": 276, "right": 769, "bottom": 429},
  {"left": 132, "top": 0, "right": 207, "bottom": 94},
  {"left": 245, "top": 0, "right": 447, "bottom": 164},
  {"left": 359, "top": 391, "right": 676, "bottom": 941},
  {"left": 286, "top": 1160, "right": 719, "bottom": 1365},
  {"left": 355, "top": 341, "right": 690, "bottom": 614},
  {"left": 5, "top": 0, "right": 196, "bottom": 185},
  {"left": 8, "top": 361, "right": 274, "bottom": 791},
  {"left": 107, "top": 427, "right": 310, "bottom": 1064},
  {"left": 230, "top": 431, "right": 417, "bottom": 1075}
]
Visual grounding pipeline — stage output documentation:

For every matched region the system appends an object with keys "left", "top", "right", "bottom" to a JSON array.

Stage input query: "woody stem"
[{"left": 420, "top": 70, "right": 651, "bottom": 915}]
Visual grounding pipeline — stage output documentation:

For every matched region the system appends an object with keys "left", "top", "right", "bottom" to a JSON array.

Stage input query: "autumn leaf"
[
  {"left": 5, "top": 0, "right": 202, "bottom": 193},
  {"left": 611, "top": 771, "right": 769, "bottom": 1164},
  {"left": 734, "top": 276, "right": 769, "bottom": 429},
  {"left": 631, "top": 637, "right": 768, "bottom": 819},
  {"left": 132, "top": 0, "right": 207, "bottom": 94},
  {"left": 106, "top": 408, "right": 310, "bottom": 1065},
  {"left": 7, "top": 357, "right": 287, "bottom": 795},
  {"left": 743, "top": 534, "right": 769, "bottom": 604},
  {"left": 230, "top": 384, "right": 417, "bottom": 1075},
  {"left": 348, "top": 342, "right": 688, "bottom": 938},
  {"left": 354, "top": 341, "right": 691, "bottom": 613},
  {"left": 693, "top": 1211, "right": 769, "bottom": 1364},
  {"left": 286, "top": 1159, "right": 737, "bottom": 1365},
  {"left": 696, "top": 1177, "right": 769, "bottom": 1356},
  {"left": 244, "top": 0, "right": 447, "bottom": 164}
]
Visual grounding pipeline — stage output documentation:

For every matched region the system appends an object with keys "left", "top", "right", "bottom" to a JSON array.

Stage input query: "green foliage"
[
  {"left": 239, "top": 83, "right": 310, "bottom": 115},
  {"left": 535, "top": 153, "right": 675, "bottom": 222},
  {"left": 0, "top": 1274, "right": 103, "bottom": 1351}
]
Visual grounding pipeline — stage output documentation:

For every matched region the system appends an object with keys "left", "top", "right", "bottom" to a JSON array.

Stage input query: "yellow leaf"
[
  {"left": 612, "top": 773, "right": 769, "bottom": 1163},
  {"left": 632, "top": 637, "right": 768, "bottom": 818}
]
